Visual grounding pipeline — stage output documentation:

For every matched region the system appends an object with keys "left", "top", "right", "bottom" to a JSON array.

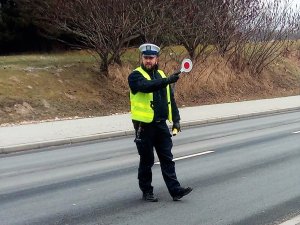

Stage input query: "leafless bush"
[
  {"left": 134, "top": 0, "right": 173, "bottom": 47},
  {"left": 211, "top": 0, "right": 261, "bottom": 56},
  {"left": 19, "top": 0, "right": 142, "bottom": 75},
  {"left": 228, "top": 0, "right": 300, "bottom": 76},
  {"left": 165, "top": 0, "right": 217, "bottom": 61},
  {"left": 18, "top": 0, "right": 299, "bottom": 78}
]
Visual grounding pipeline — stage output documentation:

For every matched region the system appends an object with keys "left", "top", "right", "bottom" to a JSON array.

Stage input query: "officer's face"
[{"left": 142, "top": 56, "right": 158, "bottom": 70}]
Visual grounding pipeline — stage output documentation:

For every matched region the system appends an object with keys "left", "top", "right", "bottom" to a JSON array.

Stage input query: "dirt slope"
[{"left": 0, "top": 51, "right": 299, "bottom": 126}]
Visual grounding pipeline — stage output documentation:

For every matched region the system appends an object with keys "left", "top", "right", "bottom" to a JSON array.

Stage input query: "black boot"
[
  {"left": 142, "top": 192, "right": 158, "bottom": 202},
  {"left": 172, "top": 187, "right": 193, "bottom": 201}
]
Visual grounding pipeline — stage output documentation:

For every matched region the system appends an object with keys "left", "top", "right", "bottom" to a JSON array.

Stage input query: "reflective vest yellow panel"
[{"left": 130, "top": 67, "right": 173, "bottom": 123}]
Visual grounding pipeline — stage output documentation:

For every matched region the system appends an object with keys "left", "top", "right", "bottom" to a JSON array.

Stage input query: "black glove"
[
  {"left": 172, "top": 121, "right": 181, "bottom": 136},
  {"left": 166, "top": 71, "right": 181, "bottom": 84}
]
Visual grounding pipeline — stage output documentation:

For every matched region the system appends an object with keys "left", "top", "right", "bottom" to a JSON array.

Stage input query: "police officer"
[{"left": 128, "top": 43, "right": 192, "bottom": 202}]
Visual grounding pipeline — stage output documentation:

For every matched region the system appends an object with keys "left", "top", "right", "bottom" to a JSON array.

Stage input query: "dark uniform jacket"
[{"left": 128, "top": 64, "right": 180, "bottom": 123}]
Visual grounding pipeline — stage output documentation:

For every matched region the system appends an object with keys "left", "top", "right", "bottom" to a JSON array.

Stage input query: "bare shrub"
[
  {"left": 19, "top": 0, "right": 141, "bottom": 75},
  {"left": 166, "top": 0, "right": 217, "bottom": 62},
  {"left": 211, "top": 0, "right": 260, "bottom": 57},
  {"left": 134, "top": 0, "right": 173, "bottom": 47},
  {"left": 18, "top": 0, "right": 300, "bottom": 79},
  {"left": 228, "top": 0, "right": 300, "bottom": 76}
]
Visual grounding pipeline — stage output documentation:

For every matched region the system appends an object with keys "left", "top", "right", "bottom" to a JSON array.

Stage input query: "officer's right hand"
[{"left": 166, "top": 71, "right": 181, "bottom": 84}]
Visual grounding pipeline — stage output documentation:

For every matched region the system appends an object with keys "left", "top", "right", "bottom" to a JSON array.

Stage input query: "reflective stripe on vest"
[{"left": 130, "top": 67, "right": 173, "bottom": 123}]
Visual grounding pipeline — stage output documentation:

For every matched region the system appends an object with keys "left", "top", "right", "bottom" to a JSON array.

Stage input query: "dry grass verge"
[{"left": 0, "top": 48, "right": 300, "bottom": 125}]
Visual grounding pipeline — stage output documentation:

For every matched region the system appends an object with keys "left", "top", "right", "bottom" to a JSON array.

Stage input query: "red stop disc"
[{"left": 184, "top": 62, "right": 190, "bottom": 69}]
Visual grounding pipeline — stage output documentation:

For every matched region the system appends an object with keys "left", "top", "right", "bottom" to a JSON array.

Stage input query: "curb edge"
[{"left": 2, "top": 107, "right": 300, "bottom": 154}]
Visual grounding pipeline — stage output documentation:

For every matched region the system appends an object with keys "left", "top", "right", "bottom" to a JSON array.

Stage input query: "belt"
[{"left": 154, "top": 120, "right": 165, "bottom": 123}]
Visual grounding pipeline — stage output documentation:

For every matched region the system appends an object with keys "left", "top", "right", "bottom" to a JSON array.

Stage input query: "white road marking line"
[
  {"left": 293, "top": 131, "right": 300, "bottom": 134},
  {"left": 154, "top": 151, "right": 214, "bottom": 165}
]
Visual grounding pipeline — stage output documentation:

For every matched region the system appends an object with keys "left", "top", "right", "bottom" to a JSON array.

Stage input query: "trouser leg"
[
  {"left": 154, "top": 122, "right": 181, "bottom": 196},
  {"left": 134, "top": 123, "right": 155, "bottom": 193}
]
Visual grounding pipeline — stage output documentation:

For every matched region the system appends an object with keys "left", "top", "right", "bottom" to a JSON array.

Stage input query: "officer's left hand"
[
  {"left": 166, "top": 72, "right": 180, "bottom": 84},
  {"left": 172, "top": 121, "right": 181, "bottom": 136}
]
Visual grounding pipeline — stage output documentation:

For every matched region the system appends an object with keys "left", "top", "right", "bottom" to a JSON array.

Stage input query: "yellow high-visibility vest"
[{"left": 130, "top": 67, "right": 172, "bottom": 123}]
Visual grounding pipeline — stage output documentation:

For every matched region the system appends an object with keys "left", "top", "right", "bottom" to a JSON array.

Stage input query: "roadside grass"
[
  {"left": 0, "top": 52, "right": 99, "bottom": 108},
  {"left": 0, "top": 43, "right": 299, "bottom": 125},
  {"left": 0, "top": 51, "right": 130, "bottom": 124},
  {"left": 0, "top": 51, "right": 96, "bottom": 67}
]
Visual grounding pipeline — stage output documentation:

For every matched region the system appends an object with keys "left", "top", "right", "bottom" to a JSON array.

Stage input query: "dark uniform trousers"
[{"left": 134, "top": 120, "right": 181, "bottom": 197}]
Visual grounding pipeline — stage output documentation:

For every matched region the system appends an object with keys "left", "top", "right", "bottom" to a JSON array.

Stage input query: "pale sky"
[
  {"left": 290, "top": 0, "right": 300, "bottom": 8},
  {"left": 263, "top": 0, "right": 300, "bottom": 10},
  {"left": 264, "top": 0, "right": 300, "bottom": 10}
]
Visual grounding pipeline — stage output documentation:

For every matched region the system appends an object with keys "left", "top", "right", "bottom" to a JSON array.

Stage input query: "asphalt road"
[{"left": 1, "top": 111, "right": 300, "bottom": 225}]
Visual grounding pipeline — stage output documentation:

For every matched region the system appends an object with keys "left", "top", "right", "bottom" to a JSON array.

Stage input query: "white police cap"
[{"left": 139, "top": 43, "right": 160, "bottom": 57}]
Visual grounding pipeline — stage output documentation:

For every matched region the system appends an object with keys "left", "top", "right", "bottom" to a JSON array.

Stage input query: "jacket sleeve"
[
  {"left": 170, "top": 85, "right": 180, "bottom": 122},
  {"left": 128, "top": 70, "right": 168, "bottom": 94}
]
